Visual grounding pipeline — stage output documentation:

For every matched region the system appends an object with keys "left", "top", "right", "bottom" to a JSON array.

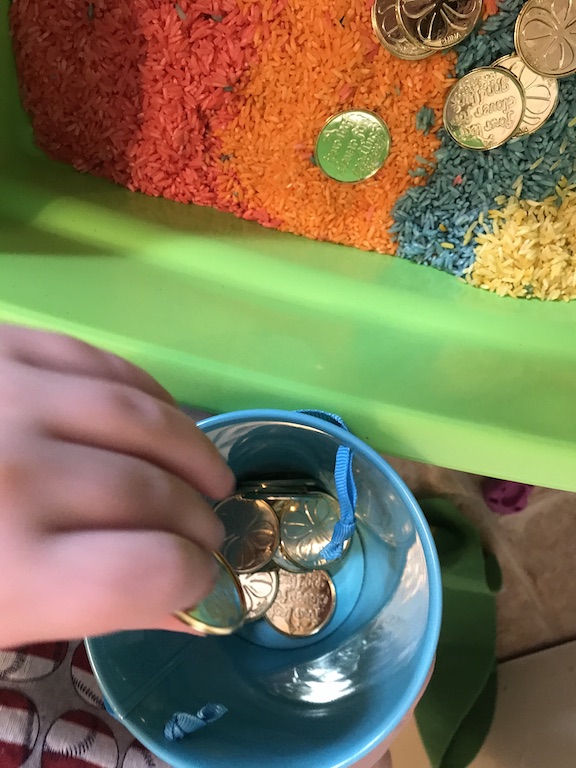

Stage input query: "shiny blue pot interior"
[{"left": 86, "top": 409, "right": 442, "bottom": 768}]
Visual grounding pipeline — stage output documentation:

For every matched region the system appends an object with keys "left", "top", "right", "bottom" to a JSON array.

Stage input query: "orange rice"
[{"left": 215, "top": 0, "right": 455, "bottom": 252}]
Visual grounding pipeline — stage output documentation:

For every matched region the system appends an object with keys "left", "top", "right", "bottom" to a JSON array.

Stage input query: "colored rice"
[
  {"left": 10, "top": 0, "right": 260, "bottom": 209},
  {"left": 465, "top": 179, "right": 576, "bottom": 301},
  {"left": 391, "top": 0, "right": 576, "bottom": 286},
  {"left": 214, "top": 0, "right": 454, "bottom": 253},
  {"left": 9, "top": 0, "right": 576, "bottom": 300}
]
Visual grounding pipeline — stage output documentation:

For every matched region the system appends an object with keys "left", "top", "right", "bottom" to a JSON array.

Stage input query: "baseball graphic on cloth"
[
  {"left": 0, "top": 642, "right": 68, "bottom": 682},
  {"left": 70, "top": 643, "right": 104, "bottom": 710},
  {"left": 123, "top": 740, "right": 172, "bottom": 768},
  {"left": 0, "top": 689, "right": 40, "bottom": 766},
  {"left": 42, "top": 710, "right": 118, "bottom": 768}
]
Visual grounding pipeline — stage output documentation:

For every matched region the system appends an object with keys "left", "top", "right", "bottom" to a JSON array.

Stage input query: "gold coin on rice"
[
  {"left": 372, "top": 0, "right": 433, "bottom": 60},
  {"left": 515, "top": 0, "right": 576, "bottom": 78},
  {"left": 314, "top": 110, "right": 391, "bottom": 183},
  {"left": 396, "top": 0, "right": 483, "bottom": 50},
  {"left": 493, "top": 54, "right": 559, "bottom": 136},
  {"left": 443, "top": 67, "right": 525, "bottom": 150},
  {"left": 264, "top": 570, "right": 336, "bottom": 638}
]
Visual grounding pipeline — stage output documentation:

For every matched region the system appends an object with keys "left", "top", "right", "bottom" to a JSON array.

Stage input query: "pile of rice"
[
  {"left": 9, "top": 0, "right": 576, "bottom": 300},
  {"left": 466, "top": 179, "right": 576, "bottom": 301}
]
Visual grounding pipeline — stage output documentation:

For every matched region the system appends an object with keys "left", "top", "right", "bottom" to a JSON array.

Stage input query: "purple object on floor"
[{"left": 482, "top": 479, "right": 534, "bottom": 515}]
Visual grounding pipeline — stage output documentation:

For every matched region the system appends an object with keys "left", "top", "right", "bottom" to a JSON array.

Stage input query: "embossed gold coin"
[
  {"left": 215, "top": 496, "right": 279, "bottom": 574},
  {"left": 494, "top": 54, "right": 559, "bottom": 135},
  {"left": 272, "top": 542, "right": 307, "bottom": 573},
  {"left": 397, "top": 0, "right": 483, "bottom": 50},
  {"left": 443, "top": 66, "right": 525, "bottom": 149},
  {"left": 314, "top": 110, "right": 391, "bottom": 183},
  {"left": 237, "top": 490, "right": 339, "bottom": 573},
  {"left": 372, "top": 0, "right": 433, "bottom": 59},
  {"left": 279, "top": 492, "right": 351, "bottom": 570},
  {"left": 175, "top": 551, "right": 246, "bottom": 636},
  {"left": 515, "top": 0, "right": 576, "bottom": 78},
  {"left": 264, "top": 570, "right": 336, "bottom": 637},
  {"left": 238, "top": 478, "right": 323, "bottom": 498},
  {"left": 238, "top": 570, "right": 280, "bottom": 622}
]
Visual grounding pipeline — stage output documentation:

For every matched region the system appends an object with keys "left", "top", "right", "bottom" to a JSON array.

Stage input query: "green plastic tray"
[{"left": 1, "top": 8, "right": 574, "bottom": 491}]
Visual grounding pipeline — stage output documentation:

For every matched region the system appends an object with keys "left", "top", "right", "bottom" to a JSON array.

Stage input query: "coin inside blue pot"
[
  {"left": 86, "top": 409, "right": 441, "bottom": 768},
  {"left": 237, "top": 531, "right": 366, "bottom": 650}
]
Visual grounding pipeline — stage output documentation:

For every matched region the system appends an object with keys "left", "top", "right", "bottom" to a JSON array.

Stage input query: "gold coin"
[
  {"left": 253, "top": 495, "right": 320, "bottom": 573},
  {"left": 443, "top": 66, "right": 525, "bottom": 150},
  {"left": 493, "top": 54, "right": 559, "bottom": 136},
  {"left": 515, "top": 0, "right": 576, "bottom": 78},
  {"left": 314, "top": 110, "right": 391, "bottom": 183},
  {"left": 264, "top": 570, "right": 336, "bottom": 638},
  {"left": 175, "top": 551, "right": 246, "bottom": 636},
  {"left": 397, "top": 0, "right": 483, "bottom": 50},
  {"left": 372, "top": 0, "right": 433, "bottom": 59},
  {"left": 215, "top": 496, "right": 279, "bottom": 574},
  {"left": 279, "top": 492, "right": 351, "bottom": 570},
  {"left": 238, "top": 479, "right": 324, "bottom": 498},
  {"left": 272, "top": 542, "right": 307, "bottom": 573},
  {"left": 238, "top": 570, "right": 280, "bottom": 622}
]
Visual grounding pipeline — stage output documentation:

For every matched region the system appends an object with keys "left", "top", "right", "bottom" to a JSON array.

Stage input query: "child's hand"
[{"left": 0, "top": 325, "right": 235, "bottom": 648}]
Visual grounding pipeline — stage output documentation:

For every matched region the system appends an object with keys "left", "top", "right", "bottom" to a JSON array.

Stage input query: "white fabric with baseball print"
[{"left": 0, "top": 642, "right": 172, "bottom": 768}]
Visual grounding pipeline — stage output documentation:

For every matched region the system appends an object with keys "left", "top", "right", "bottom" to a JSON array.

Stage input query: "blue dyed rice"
[{"left": 392, "top": 0, "right": 576, "bottom": 276}]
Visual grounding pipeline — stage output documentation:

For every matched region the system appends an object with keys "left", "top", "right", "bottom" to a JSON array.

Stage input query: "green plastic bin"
[{"left": 1, "top": 8, "right": 574, "bottom": 491}]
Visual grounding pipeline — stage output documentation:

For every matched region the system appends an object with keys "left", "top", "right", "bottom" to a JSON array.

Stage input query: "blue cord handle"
[
  {"left": 164, "top": 703, "right": 228, "bottom": 741},
  {"left": 297, "top": 410, "right": 357, "bottom": 560}
]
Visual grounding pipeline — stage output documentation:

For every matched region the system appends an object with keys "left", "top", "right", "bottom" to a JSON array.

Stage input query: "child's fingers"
[
  {"left": 32, "top": 530, "right": 218, "bottom": 643},
  {"left": 0, "top": 324, "right": 174, "bottom": 404},
  {"left": 39, "top": 373, "right": 235, "bottom": 500},
  {"left": 34, "top": 440, "right": 225, "bottom": 553}
]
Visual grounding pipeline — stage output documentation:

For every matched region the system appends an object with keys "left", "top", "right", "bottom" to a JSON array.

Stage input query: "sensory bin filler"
[
  {"left": 4, "top": 0, "right": 576, "bottom": 549},
  {"left": 9, "top": 0, "right": 576, "bottom": 301}
]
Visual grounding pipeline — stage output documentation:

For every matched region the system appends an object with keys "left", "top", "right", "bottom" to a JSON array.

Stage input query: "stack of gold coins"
[
  {"left": 208, "top": 480, "right": 350, "bottom": 638},
  {"left": 368, "top": 0, "right": 567, "bottom": 151},
  {"left": 442, "top": 46, "right": 561, "bottom": 150},
  {"left": 371, "top": 0, "right": 483, "bottom": 60},
  {"left": 176, "top": 481, "right": 351, "bottom": 637}
]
